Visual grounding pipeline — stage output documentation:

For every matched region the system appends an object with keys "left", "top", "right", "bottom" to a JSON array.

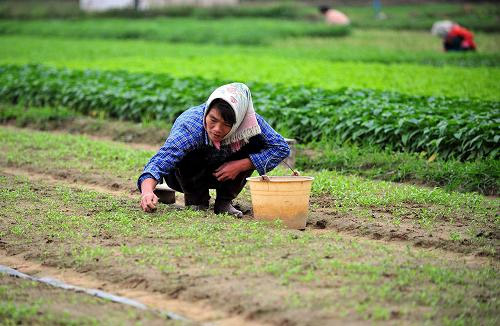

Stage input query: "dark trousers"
[
  {"left": 444, "top": 36, "right": 474, "bottom": 51},
  {"left": 164, "top": 147, "right": 255, "bottom": 206}
]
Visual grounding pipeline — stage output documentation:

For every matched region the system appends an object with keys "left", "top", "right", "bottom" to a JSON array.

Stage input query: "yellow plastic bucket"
[{"left": 246, "top": 176, "right": 314, "bottom": 229}]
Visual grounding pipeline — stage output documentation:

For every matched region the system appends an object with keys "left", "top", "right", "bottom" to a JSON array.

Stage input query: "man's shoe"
[{"left": 214, "top": 200, "right": 243, "bottom": 218}]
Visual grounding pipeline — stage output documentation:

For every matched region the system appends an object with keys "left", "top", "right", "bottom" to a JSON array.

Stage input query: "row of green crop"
[
  {"left": 1, "top": 19, "right": 499, "bottom": 67},
  {"left": 2, "top": 35, "right": 499, "bottom": 99},
  {"left": 1, "top": 64, "right": 498, "bottom": 161},
  {"left": 0, "top": 18, "right": 349, "bottom": 45}
]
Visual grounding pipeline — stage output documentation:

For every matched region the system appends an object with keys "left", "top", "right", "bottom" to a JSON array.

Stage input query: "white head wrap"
[
  {"left": 205, "top": 83, "right": 261, "bottom": 150},
  {"left": 431, "top": 20, "right": 454, "bottom": 38}
]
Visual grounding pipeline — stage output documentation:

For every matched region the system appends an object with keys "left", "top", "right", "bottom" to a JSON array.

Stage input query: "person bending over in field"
[
  {"left": 318, "top": 5, "right": 350, "bottom": 26},
  {"left": 431, "top": 20, "right": 476, "bottom": 52},
  {"left": 138, "top": 83, "right": 290, "bottom": 217}
]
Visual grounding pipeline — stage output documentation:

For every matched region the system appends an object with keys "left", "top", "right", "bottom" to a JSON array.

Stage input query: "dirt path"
[{"left": 0, "top": 250, "right": 270, "bottom": 326}]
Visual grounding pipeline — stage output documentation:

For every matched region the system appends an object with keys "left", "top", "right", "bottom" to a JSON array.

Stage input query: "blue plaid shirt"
[{"left": 138, "top": 104, "right": 290, "bottom": 191}]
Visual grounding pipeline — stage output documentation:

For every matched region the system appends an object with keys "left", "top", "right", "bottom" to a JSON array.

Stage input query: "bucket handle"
[{"left": 261, "top": 154, "right": 300, "bottom": 181}]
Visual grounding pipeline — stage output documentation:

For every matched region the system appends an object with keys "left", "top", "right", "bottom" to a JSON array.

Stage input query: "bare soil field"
[{"left": 0, "top": 125, "right": 498, "bottom": 325}]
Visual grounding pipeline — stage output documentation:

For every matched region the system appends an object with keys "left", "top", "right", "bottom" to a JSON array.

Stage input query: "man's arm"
[
  {"left": 137, "top": 108, "right": 205, "bottom": 212},
  {"left": 140, "top": 178, "right": 159, "bottom": 212},
  {"left": 137, "top": 127, "right": 197, "bottom": 212}
]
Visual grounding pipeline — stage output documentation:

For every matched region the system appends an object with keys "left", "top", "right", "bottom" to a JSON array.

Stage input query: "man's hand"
[
  {"left": 213, "top": 158, "right": 253, "bottom": 182},
  {"left": 141, "top": 191, "right": 159, "bottom": 212},
  {"left": 139, "top": 178, "right": 159, "bottom": 212}
]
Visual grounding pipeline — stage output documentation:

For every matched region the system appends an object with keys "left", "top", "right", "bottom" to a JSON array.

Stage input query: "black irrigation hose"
[{"left": 0, "top": 264, "right": 194, "bottom": 324}]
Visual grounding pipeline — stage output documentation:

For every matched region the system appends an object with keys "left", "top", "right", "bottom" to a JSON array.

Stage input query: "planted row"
[
  {"left": 2, "top": 35, "right": 499, "bottom": 98},
  {"left": 1, "top": 64, "right": 498, "bottom": 160},
  {"left": 0, "top": 17, "right": 349, "bottom": 46}
]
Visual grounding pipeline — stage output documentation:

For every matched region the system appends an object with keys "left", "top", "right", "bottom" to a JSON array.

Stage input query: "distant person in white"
[{"left": 318, "top": 5, "right": 350, "bottom": 26}]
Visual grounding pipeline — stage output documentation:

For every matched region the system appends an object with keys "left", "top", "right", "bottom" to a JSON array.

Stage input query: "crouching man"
[{"left": 138, "top": 83, "right": 290, "bottom": 218}]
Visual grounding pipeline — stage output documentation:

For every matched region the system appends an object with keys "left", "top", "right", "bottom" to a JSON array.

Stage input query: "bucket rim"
[{"left": 246, "top": 176, "right": 314, "bottom": 182}]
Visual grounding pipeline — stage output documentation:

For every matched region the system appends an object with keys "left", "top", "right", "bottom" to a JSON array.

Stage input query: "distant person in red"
[{"left": 431, "top": 20, "right": 476, "bottom": 52}]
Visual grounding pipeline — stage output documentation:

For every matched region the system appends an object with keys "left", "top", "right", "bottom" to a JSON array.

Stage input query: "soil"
[
  {"left": 307, "top": 196, "right": 499, "bottom": 258},
  {"left": 2, "top": 163, "right": 495, "bottom": 265},
  {"left": 0, "top": 272, "right": 189, "bottom": 326},
  {"left": 1, "top": 123, "right": 498, "bottom": 325},
  {"left": 0, "top": 172, "right": 312, "bottom": 326},
  {"left": 0, "top": 252, "right": 266, "bottom": 326},
  {"left": 0, "top": 169, "right": 496, "bottom": 326},
  {"left": 2, "top": 163, "right": 497, "bottom": 259}
]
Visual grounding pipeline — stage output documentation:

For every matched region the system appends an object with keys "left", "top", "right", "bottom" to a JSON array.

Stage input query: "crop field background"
[{"left": 0, "top": 0, "right": 498, "bottom": 326}]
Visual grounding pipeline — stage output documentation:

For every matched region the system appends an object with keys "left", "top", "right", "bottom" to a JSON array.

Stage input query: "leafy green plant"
[{"left": 1, "top": 64, "right": 498, "bottom": 160}]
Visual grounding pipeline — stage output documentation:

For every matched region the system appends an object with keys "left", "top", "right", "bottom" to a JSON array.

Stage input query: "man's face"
[{"left": 205, "top": 107, "right": 232, "bottom": 144}]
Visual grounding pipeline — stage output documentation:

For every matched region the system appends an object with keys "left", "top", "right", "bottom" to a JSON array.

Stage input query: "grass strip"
[
  {"left": 275, "top": 34, "right": 500, "bottom": 68},
  {"left": 0, "top": 104, "right": 498, "bottom": 195},
  {"left": 296, "top": 142, "right": 499, "bottom": 196},
  {"left": 0, "top": 18, "right": 349, "bottom": 46},
  {"left": 2, "top": 31, "right": 500, "bottom": 69},
  {"left": 1, "top": 64, "right": 498, "bottom": 160},
  {"left": 0, "top": 126, "right": 498, "bottom": 255},
  {"left": 0, "top": 174, "right": 498, "bottom": 325},
  {"left": 338, "top": 2, "right": 500, "bottom": 32}
]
